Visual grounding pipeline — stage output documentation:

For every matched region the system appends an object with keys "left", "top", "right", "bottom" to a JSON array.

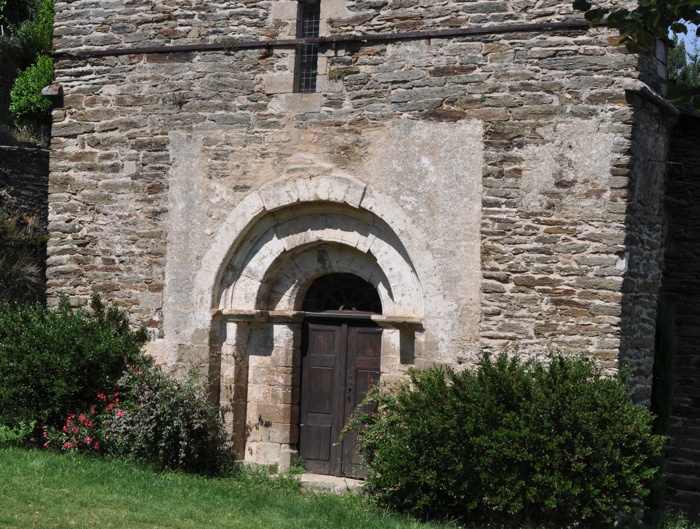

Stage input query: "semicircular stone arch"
[
  {"left": 219, "top": 203, "right": 422, "bottom": 317},
  {"left": 188, "top": 174, "right": 440, "bottom": 320}
]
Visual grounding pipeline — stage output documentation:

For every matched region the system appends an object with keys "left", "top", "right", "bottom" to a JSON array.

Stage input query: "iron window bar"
[{"left": 294, "top": 1, "right": 321, "bottom": 93}]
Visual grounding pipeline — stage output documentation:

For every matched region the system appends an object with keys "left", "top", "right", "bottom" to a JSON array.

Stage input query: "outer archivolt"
[{"left": 218, "top": 203, "right": 422, "bottom": 318}]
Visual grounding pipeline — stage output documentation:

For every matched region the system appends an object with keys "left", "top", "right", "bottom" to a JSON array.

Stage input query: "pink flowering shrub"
[
  {"left": 44, "top": 392, "right": 120, "bottom": 452},
  {"left": 101, "top": 364, "right": 235, "bottom": 475}
]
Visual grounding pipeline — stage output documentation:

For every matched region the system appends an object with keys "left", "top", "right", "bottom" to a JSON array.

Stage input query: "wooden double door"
[{"left": 299, "top": 318, "right": 381, "bottom": 477}]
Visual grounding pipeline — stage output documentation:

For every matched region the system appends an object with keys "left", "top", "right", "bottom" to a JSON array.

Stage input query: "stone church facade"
[{"left": 48, "top": 0, "right": 675, "bottom": 487}]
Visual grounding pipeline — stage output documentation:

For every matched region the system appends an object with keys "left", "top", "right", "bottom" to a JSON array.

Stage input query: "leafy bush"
[
  {"left": 349, "top": 352, "right": 665, "bottom": 527},
  {"left": 0, "top": 294, "right": 148, "bottom": 430},
  {"left": 0, "top": 191, "right": 46, "bottom": 303},
  {"left": 9, "top": 54, "right": 54, "bottom": 125},
  {"left": 101, "top": 363, "right": 235, "bottom": 475},
  {"left": 0, "top": 421, "right": 35, "bottom": 447},
  {"left": 2, "top": 0, "right": 54, "bottom": 145}
]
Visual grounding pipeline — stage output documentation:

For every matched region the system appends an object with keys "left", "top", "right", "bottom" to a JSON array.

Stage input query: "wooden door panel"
[
  {"left": 355, "top": 330, "right": 381, "bottom": 358},
  {"left": 307, "top": 366, "right": 333, "bottom": 414},
  {"left": 342, "top": 325, "right": 381, "bottom": 478},
  {"left": 303, "top": 418, "right": 332, "bottom": 461},
  {"left": 300, "top": 324, "right": 343, "bottom": 475},
  {"left": 354, "top": 369, "right": 380, "bottom": 414}
]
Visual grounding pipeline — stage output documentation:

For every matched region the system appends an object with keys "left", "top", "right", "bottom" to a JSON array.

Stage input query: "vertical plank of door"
[{"left": 342, "top": 325, "right": 382, "bottom": 478}]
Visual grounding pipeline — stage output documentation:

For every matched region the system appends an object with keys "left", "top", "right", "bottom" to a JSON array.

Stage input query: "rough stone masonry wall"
[
  {"left": 47, "top": 0, "right": 665, "bottom": 392},
  {"left": 615, "top": 92, "right": 672, "bottom": 403},
  {"left": 663, "top": 111, "right": 700, "bottom": 515}
]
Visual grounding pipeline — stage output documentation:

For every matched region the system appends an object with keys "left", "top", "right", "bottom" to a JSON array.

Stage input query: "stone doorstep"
[
  {"left": 299, "top": 473, "right": 364, "bottom": 494},
  {"left": 236, "top": 461, "right": 363, "bottom": 494}
]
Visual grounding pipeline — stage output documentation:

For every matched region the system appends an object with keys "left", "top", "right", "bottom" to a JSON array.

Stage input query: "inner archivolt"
[{"left": 302, "top": 273, "right": 382, "bottom": 314}]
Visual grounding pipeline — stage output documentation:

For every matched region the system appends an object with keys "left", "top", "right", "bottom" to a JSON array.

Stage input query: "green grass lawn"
[
  {"left": 0, "top": 447, "right": 448, "bottom": 529},
  {"left": 2, "top": 447, "right": 699, "bottom": 529}
]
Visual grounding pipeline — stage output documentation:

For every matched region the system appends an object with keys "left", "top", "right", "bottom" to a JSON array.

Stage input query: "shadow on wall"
[{"left": 660, "top": 108, "right": 700, "bottom": 515}]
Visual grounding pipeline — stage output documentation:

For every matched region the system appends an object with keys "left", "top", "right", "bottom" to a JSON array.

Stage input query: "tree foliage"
[
  {"left": 573, "top": 0, "right": 700, "bottom": 106},
  {"left": 0, "top": 0, "right": 52, "bottom": 69},
  {"left": 573, "top": 0, "right": 700, "bottom": 51},
  {"left": 9, "top": 0, "right": 53, "bottom": 56},
  {"left": 0, "top": 0, "right": 39, "bottom": 29},
  {"left": 669, "top": 34, "right": 700, "bottom": 87}
]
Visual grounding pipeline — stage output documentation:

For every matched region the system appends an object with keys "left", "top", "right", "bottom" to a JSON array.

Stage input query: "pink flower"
[
  {"left": 116, "top": 409, "right": 123, "bottom": 418},
  {"left": 42, "top": 430, "right": 47, "bottom": 438},
  {"left": 43, "top": 442, "right": 49, "bottom": 449},
  {"left": 97, "top": 393, "right": 106, "bottom": 402},
  {"left": 63, "top": 442, "right": 73, "bottom": 450},
  {"left": 107, "top": 403, "right": 115, "bottom": 410},
  {"left": 84, "top": 436, "right": 92, "bottom": 444},
  {"left": 63, "top": 426, "right": 68, "bottom": 433},
  {"left": 93, "top": 442, "right": 100, "bottom": 451},
  {"left": 86, "top": 421, "right": 93, "bottom": 427},
  {"left": 79, "top": 414, "right": 87, "bottom": 424},
  {"left": 90, "top": 405, "right": 96, "bottom": 414}
]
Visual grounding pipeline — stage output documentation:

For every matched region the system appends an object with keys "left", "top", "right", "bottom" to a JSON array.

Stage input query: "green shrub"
[
  {"left": 101, "top": 363, "right": 235, "bottom": 475},
  {"left": 0, "top": 421, "right": 35, "bottom": 447},
  {"left": 348, "top": 352, "right": 665, "bottom": 527},
  {"left": 10, "top": 54, "right": 54, "bottom": 125},
  {"left": 0, "top": 192, "right": 46, "bottom": 303},
  {"left": 0, "top": 294, "right": 148, "bottom": 430}
]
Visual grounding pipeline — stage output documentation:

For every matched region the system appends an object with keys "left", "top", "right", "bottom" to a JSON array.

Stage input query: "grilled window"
[{"left": 294, "top": 1, "right": 320, "bottom": 93}]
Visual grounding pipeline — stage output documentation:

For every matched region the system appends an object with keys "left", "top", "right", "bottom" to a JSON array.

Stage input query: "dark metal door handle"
[{"left": 347, "top": 374, "right": 353, "bottom": 401}]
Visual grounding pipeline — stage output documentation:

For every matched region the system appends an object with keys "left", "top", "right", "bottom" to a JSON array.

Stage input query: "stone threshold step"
[{"left": 300, "top": 473, "right": 364, "bottom": 494}]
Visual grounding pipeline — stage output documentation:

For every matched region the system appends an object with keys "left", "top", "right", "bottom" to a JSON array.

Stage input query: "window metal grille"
[
  {"left": 294, "top": 1, "right": 320, "bottom": 93},
  {"left": 303, "top": 273, "right": 383, "bottom": 314}
]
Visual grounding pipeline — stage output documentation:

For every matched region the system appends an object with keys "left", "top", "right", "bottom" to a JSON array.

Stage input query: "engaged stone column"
[
  {"left": 220, "top": 320, "right": 250, "bottom": 458},
  {"left": 244, "top": 322, "right": 301, "bottom": 469}
]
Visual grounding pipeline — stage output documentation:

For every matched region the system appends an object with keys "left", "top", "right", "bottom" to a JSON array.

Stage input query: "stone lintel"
[{"left": 217, "top": 309, "right": 424, "bottom": 329}]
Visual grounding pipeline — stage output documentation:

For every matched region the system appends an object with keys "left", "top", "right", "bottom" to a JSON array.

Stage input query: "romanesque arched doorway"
[
  {"left": 197, "top": 178, "right": 428, "bottom": 471},
  {"left": 299, "top": 273, "right": 382, "bottom": 477}
]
